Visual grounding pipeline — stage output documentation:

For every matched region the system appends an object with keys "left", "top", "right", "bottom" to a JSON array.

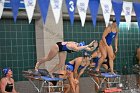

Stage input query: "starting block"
[
  {"left": 22, "top": 69, "right": 64, "bottom": 93},
  {"left": 87, "top": 69, "right": 122, "bottom": 93}
]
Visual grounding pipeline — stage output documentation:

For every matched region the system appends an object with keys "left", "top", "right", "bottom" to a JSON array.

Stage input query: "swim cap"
[
  {"left": 2, "top": 68, "right": 10, "bottom": 76},
  {"left": 78, "top": 41, "right": 85, "bottom": 46},
  {"left": 66, "top": 65, "right": 74, "bottom": 71}
]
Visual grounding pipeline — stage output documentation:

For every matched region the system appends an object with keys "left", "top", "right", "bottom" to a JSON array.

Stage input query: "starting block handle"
[
  {"left": 90, "top": 76, "right": 100, "bottom": 89},
  {"left": 29, "top": 79, "right": 40, "bottom": 92}
]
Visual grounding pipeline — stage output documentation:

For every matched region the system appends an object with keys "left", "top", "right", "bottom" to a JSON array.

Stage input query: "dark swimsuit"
[
  {"left": 56, "top": 42, "right": 75, "bottom": 53},
  {"left": 92, "top": 57, "right": 100, "bottom": 68},
  {"left": 5, "top": 83, "right": 13, "bottom": 92},
  {"left": 92, "top": 56, "right": 110, "bottom": 69}
]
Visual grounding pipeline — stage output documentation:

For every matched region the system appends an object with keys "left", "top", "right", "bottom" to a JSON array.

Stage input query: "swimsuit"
[
  {"left": 5, "top": 83, "right": 13, "bottom": 92},
  {"left": 66, "top": 61, "right": 85, "bottom": 72},
  {"left": 56, "top": 42, "right": 75, "bottom": 53},
  {"left": 105, "top": 32, "right": 116, "bottom": 46}
]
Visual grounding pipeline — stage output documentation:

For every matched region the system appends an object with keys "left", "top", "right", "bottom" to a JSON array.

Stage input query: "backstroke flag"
[
  {"left": 123, "top": 1, "right": 132, "bottom": 30},
  {"left": 133, "top": 2, "right": 140, "bottom": 30},
  {"left": 24, "top": 0, "right": 36, "bottom": 23},
  {"left": 66, "top": 0, "right": 77, "bottom": 25},
  {"left": 50, "top": 0, "right": 63, "bottom": 24},
  {"left": 112, "top": 0, "right": 123, "bottom": 26},
  {"left": 100, "top": 0, "right": 112, "bottom": 27},
  {"left": 11, "top": 0, "right": 20, "bottom": 22},
  {"left": 89, "top": 0, "right": 100, "bottom": 27},
  {"left": 38, "top": 0, "right": 50, "bottom": 24},
  {"left": 0, "top": 0, "right": 5, "bottom": 19},
  {"left": 77, "top": 0, "right": 89, "bottom": 27}
]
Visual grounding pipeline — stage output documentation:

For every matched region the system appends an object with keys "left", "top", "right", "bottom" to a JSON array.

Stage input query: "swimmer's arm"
[
  {"left": 90, "top": 51, "right": 98, "bottom": 59},
  {"left": 84, "top": 47, "right": 96, "bottom": 51},
  {"left": 77, "top": 66, "right": 88, "bottom": 79},
  {"left": 0, "top": 79, "right": 9, "bottom": 93},
  {"left": 70, "top": 43, "right": 88, "bottom": 51},
  {"left": 102, "top": 27, "right": 111, "bottom": 46},
  {"left": 115, "top": 30, "right": 118, "bottom": 53},
  {"left": 73, "top": 59, "right": 80, "bottom": 79}
]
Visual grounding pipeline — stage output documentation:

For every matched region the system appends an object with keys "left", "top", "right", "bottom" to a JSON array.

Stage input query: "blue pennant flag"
[
  {"left": 89, "top": 0, "right": 100, "bottom": 27},
  {"left": 65, "top": 0, "right": 77, "bottom": 25},
  {"left": 112, "top": 0, "right": 123, "bottom": 26},
  {"left": 38, "top": 0, "right": 50, "bottom": 24},
  {"left": 11, "top": 0, "right": 20, "bottom": 22},
  {"left": 133, "top": 2, "right": 140, "bottom": 29}
]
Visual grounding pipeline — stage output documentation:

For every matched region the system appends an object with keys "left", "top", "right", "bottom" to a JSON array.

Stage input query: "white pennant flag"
[
  {"left": 24, "top": 0, "right": 36, "bottom": 23},
  {"left": 0, "top": 0, "right": 5, "bottom": 19},
  {"left": 100, "top": 0, "right": 112, "bottom": 27},
  {"left": 50, "top": 0, "right": 63, "bottom": 24},
  {"left": 77, "top": 0, "right": 89, "bottom": 27},
  {"left": 123, "top": 1, "right": 132, "bottom": 30}
]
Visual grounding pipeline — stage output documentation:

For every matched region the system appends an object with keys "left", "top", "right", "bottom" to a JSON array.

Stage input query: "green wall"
[
  {"left": 0, "top": 19, "right": 139, "bottom": 81},
  {"left": 63, "top": 20, "right": 140, "bottom": 75},
  {"left": 0, "top": 19, "right": 37, "bottom": 81}
]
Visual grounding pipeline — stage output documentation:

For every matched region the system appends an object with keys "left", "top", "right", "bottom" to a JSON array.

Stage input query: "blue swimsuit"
[
  {"left": 105, "top": 32, "right": 116, "bottom": 46},
  {"left": 92, "top": 56, "right": 110, "bottom": 69},
  {"left": 66, "top": 62, "right": 85, "bottom": 72},
  {"left": 92, "top": 57, "right": 100, "bottom": 68}
]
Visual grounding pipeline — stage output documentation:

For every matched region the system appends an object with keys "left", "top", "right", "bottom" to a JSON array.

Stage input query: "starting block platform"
[
  {"left": 22, "top": 69, "right": 64, "bottom": 93},
  {"left": 87, "top": 69, "right": 122, "bottom": 93}
]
